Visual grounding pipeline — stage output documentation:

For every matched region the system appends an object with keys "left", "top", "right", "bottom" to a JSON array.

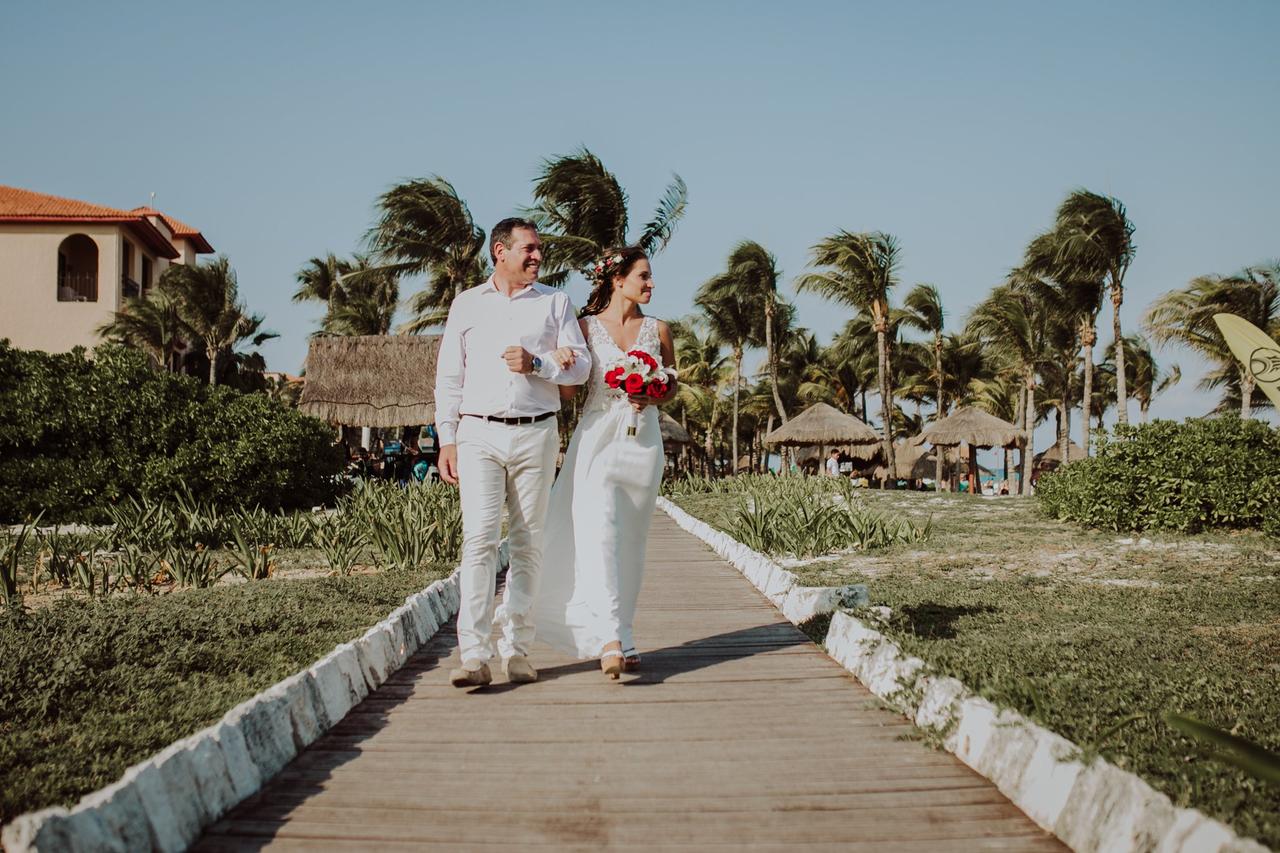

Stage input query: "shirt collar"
[{"left": 485, "top": 276, "right": 539, "bottom": 299}]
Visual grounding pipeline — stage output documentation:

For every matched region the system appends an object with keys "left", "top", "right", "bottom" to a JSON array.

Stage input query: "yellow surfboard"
[{"left": 1212, "top": 313, "right": 1280, "bottom": 409}]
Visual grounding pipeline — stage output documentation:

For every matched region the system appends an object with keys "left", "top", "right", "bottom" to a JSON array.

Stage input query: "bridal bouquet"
[{"left": 604, "top": 350, "right": 676, "bottom": 436}]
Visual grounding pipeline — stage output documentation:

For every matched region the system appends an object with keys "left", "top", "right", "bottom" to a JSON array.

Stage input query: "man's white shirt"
[{"left": 434, "top": 278, "right": 591, "bottom": 446}]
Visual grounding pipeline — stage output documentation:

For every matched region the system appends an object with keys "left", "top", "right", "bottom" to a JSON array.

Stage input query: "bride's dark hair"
[{"left": 579, "top": 245, "right": 648, "bottom": 317}]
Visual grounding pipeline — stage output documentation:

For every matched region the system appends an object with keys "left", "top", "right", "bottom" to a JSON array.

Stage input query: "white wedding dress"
[{"left": 534, "top": 314, "right": 666, "bottom": 659}]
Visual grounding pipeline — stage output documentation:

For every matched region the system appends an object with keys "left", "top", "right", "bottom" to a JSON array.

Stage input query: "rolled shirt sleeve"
[
  {"left": 433, "top": 301, "right": 465, "bottom": 446},
  {"left": 534, "top": 293, "right": 592, "bottom": 386}
]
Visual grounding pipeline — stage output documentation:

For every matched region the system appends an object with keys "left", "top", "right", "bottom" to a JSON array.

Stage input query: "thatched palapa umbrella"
[
  {"left": 764, "top": 402, "right": 879, "bottom": 476},
  {"left": 916, "top": 405, "right": 1022, "bottom": 494},
  {"left": 764, "top": 402, "right": 879, "bottom": 447},
  {"left": 300, "top": 336, "right": 442, "bottom": 439},
  {"left": 873, "top": 441, "right": 960, "bottom": 482},
  {"left": 659, "top": 411, "right": 692, "bottom": 445},
  {"left": 1034, "top": 441, "right": 1086, "bottom": 474}
]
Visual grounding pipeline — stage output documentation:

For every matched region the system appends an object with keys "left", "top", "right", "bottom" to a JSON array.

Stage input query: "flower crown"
[{"left": 591, "top": 253, "right": 625, "bottom": 282}]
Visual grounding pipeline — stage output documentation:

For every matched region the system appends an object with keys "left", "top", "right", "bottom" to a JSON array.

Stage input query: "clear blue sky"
[{"left": 4, "top": 1, "right": 1277, "bottom": 446}]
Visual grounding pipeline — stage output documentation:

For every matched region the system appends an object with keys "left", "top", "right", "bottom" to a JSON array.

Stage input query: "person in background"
[{"left": 826, "top": 449, "right": 841, "bottom": 477}]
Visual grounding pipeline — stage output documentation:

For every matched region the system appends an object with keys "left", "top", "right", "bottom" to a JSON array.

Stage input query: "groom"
[{"left": 434, "top": 217, "right": 591, "bottom": 687}]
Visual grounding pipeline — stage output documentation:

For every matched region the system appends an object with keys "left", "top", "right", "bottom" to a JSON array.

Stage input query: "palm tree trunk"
[
  {"left": 1081, "top": 320, "right": 1095, "bottom": 455},
  {"left": 934, "top": 405, "right": 946, "bottom": 493},
  {"left": 1057, "top": 403, "right": 1069, "bottom": 466},
  {"left": 877, "top": 327, "right": 895, "bottom": 489},
  {"left": 934, "top": 335, "right": 944, "bottom": 492},
  {"left": 1140, "top": 402, "right": 1150, "bottom": 424},
  {"left": 764, "top": 414, "right": 775, "bottom": 471},
  {"left": 1241, "top": 369, "right": 1255, "bottom": 418},
  {"left": 1022, "top": 372, "right": 1035, "bottom": 496},
  {"left": 766, "top": 300, "right": 787, "bottom": 424},
  {"left": 207, "top": 347, "right": 220, "bottom": 385},
  {"left": 1111, "top": 284, "right": 1128, "bottom": 424},
  {"left": 1013, "top": 384, "right": 1026, "bottom": 494},
  {"left": 731, "top": 348, "right": 742, "bottom": 477}
]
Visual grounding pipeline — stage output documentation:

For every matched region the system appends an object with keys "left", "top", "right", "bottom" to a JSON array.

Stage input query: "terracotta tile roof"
[
  {"left": 0, "top": 185, "right": 219, "bottom": 258},
  {"left": 131, "top": 206, "right": 215, "bottom": 254},
  {"left": 0, "top": 185, "right": 137, "bottom": 219}
]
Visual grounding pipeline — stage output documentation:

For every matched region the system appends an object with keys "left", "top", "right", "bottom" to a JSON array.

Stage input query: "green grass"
[
  {"left": 0, "top": 563, "right": 451, "bottom": 824},
  {"left": 671, "top": 488, "right": 1280, "bottom": 848}
]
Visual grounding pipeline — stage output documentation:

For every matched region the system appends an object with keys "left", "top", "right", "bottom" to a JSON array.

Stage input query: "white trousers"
[{"left": 455, "top": 415, "right": 559, "bottom": 664}]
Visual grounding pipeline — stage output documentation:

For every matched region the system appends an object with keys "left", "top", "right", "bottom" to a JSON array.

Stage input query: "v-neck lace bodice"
[{"left": 582, "top": 314, "right": 662, "bottom": 412}]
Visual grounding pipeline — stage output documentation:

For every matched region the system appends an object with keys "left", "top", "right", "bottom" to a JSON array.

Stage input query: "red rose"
[
  {"left": 628, "top": 349, "right": 659, "bottom": 371},
  {"left": 624, "top": 373, "right": 644, "bottom": 394},
  {"left": 646, "top": 381, "right": 667, "bottom": 398},
  {"left": 604, "top": 367, "right": 623, "bottom": 388}
]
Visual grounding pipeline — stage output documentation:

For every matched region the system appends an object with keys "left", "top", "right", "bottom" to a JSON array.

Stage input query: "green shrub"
[
  {"left": 0, "top": 342, "right": 344, "bottom": 522},
  {"left": 1037, "top": 418, "right": 1280, "bottom": 533}
]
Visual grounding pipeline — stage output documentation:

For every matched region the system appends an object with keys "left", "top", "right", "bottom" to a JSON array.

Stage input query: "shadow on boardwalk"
[{"left": 196, "top": 512, "right": 1062, "bottom": 852}]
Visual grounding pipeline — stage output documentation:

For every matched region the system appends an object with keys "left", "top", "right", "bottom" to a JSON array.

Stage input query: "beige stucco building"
[{"left": 0, "top": 186, "right": 214, "bottom": 353}]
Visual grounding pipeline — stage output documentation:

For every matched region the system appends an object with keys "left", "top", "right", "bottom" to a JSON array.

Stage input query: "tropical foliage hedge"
[
  {"left": 0, "top": 342, "right": 344, "bottom": 523},
  {"left": 1037, "top": 418, "right": 1280, "bottom": 534}
]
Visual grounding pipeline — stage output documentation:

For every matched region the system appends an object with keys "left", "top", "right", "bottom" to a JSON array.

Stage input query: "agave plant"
[
  {"left": 226, "top": 520, "right": 274, "bottom": 581},
  {"left": 161, "top": 543, "right": 225, "bottom": 589},
  {"left": 1, "top": 513, "right": 42, "bottom": 607},
  {"left": 36, "top": 526, "right": 78, "bottom": 589},
  {"left": 312, "top": 516, "right": 368, "bottom": 577}
]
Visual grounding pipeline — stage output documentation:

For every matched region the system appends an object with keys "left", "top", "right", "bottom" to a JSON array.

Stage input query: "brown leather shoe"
[
  {"left": 504, "top": 655, "right": 538, "bottom": 683},
  {"left": 449, "top": 661, "right": 492, "bottom": 688}
]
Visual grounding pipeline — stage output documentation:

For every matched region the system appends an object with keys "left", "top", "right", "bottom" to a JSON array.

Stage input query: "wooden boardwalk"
[{"left": 197, "top": 512, "right": 1063, "bottom": 852}]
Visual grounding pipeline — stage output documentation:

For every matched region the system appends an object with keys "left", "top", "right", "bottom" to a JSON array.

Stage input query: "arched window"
[{"left": 57, "top": 234, "right": 98, "bottom": 302}]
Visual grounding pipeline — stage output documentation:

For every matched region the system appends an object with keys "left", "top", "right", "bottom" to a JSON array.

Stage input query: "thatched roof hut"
[
  {"left": 880, "top": 442, "right": 925, "bottom": 480},
  {"left": 299, "top": 335, "right": 442, "bottom": 428},
  {"left": 659, "top": 412, "right": 692, "bottom": 445},
  {"left": 917, "top": 406, "right": 1022, "bottom": 448},
  {"left": 1035, "top": 441, "right": 1087, "bottom": 465},
  {"left": 764, "top": 402, "right": 879, "bottom": 447}
]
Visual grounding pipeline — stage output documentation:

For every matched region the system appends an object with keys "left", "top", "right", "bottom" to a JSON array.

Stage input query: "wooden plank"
[{"left": 197, "top": 510, "right": 1062, "bottom": 850}]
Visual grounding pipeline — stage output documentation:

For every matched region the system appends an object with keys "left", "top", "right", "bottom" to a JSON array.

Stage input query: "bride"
[{"left": 532, "top": 245, "right": 677, "bottom": 679}]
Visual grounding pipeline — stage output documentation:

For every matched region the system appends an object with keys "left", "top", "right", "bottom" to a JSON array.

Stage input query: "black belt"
[{"left": 463, "top": 411, "right": 556, "bottom": 425}]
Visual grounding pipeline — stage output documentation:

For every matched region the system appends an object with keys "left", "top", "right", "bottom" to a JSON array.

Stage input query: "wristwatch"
[{"left": 531, "top": 355, "right": 543, "bottom": 373}]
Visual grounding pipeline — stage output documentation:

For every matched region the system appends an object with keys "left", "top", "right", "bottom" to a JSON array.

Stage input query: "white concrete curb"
[
  {"left": 658, "top": 497, "right": 1271, "bottom": 853},
  {"left": 656, "top": 496, "right": 868, "bottom": 622},
  {"left": 1, "top": 568, "right": 462, "bottom": 853}
]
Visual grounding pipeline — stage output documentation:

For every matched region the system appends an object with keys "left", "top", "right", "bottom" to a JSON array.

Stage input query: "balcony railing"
[
  {"left": 57, "top": 273, "right": 98, "bottom": 302},
  {"left": 121, "top": 275, "right": 141, "bottom": 299}
]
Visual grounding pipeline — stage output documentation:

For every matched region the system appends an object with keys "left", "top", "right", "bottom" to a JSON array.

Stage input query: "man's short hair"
[{"left": 489, "top": 217, "right": 538, "bottom": 263}]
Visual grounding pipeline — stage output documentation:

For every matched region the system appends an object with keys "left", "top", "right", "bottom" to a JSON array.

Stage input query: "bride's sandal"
[
  {"left": 600, "top": 650, "right": 624, "bottom": 680},
  {"left": 622, "top": 648, "right": 641, "bottom": 672}
]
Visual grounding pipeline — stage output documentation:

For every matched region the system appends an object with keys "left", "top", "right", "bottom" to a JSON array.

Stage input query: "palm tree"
[
  {"left": 1046, "top": 190, "right": 1137, "bottom": 423},
  {"left": 901, "top": 284, "right": 946, "bottom": 489},
  {"left": 796, "top": 231, "right": 902, "bottom": 480},
  {"left": 1020, "top": 229, "right": 1107, "bottom": 454},
  {"left": 695, "top": 278, "right": 765, "bottom": 475},
  {"left": 969, "top": 283, "right": 1046, "bottom": 495},
  {"left": 1145, "top": 263, "right": 1279, "bottom": 417},
  {"left": 1106, "top": 334, "right": 1181, "bottom": 422},
  {"left": 526, "top": 148, "right": 687, "bottom": 284},
  {"left": 96, "top": 288, "right": 188, "bottom": 372},
  {"left": 293, "top": 253, "right": 347, "bottom": 308},
  {"left": 323, "top": 254, "right": 400, "bottom": 336},
  {"left": 719, "top": 241, "right": 789, "bottom": 424},
  {"left": 367, "top": 176, "right": 488, "bottom": 332},
  {"left": 160, "top": 256, "right": 277, "bottom": 385},
  {"left": 826, "top": 317, "right": 881, "bottom": 422},
  {"left": 670, "top": 317, "right": 730, "bottom": 475}
]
